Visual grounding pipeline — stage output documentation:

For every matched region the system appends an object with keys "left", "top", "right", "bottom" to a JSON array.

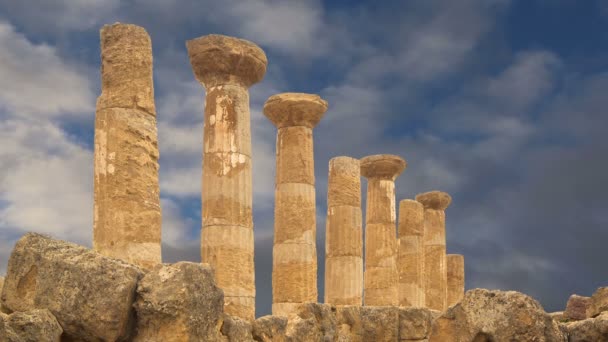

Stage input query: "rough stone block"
[
  {"left": 549, "top": 311, "right": 566, "bottom": 322},
  {"left": 588, "top": 287, "right": 608, "bottom": 318},
  {"left": 221, "top": 314, "right": 254, "bottom": 341},
  {"left": 1, "top": 309, "right": 62, "bottom": 342},
  {"left": 335, "top": 306, "right": 363, "bottom": 341},
  {"left": 285, "top": 303, "right": 337, "bottom": 341},
  {"left": 133, "top": 262, "right": 224, "bottom": 341},
  {"left": 252, "top": 315, "right": 287, "bottom": 342},
  {"left": 428, "top": 289, "right": 565, "bottom": 342},
  {"left": 1, "top": 233, "right": 143, "bottom": 341},
  {"left": 563, "top": 312, "right": 608, "bottom": 342},
  {"left": 565, "top": 294, "right": 591, "bottom": 321},
  {"left": 361, "top": 306, "right": 399, "bottom": 342},
  {"left": 399, "top": 307, "right": 433, "bottom": 340}
]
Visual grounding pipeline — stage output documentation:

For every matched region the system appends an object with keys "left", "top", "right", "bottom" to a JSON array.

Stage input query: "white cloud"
[
  {"left": 0, "top": 119, "right": 93, "bottom": 243},
  {"left": 0, "top": 21, "right": 94, "bottom": 118},
  {"left": 0, "top": 0, "right": 121, "bottom": 33}
]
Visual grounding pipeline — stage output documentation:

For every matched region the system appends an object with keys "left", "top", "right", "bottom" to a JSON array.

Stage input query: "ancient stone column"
[
  {"left": 360, "top": 154, "right": 406, "bottom": 306},
  {"left": 397, "top": 199, "right": 425, "bottom": 307},
  {"left": 93, "top": 23, "right": 161, "bottom": 271},
  {"left": 415, "top": 191, "right": 452, "bottom": 311},
  {"left": 263, "top": 93, "right": 328, "bottom": 316},
  {"left": 187, "top": 34, "right": 267, "bottom": 321},
  {"left": 324, "top": 156, "right": 363, "bottom": 306},
  {"left": 447, "top": 254, "right": 464, "bottom": 307}
]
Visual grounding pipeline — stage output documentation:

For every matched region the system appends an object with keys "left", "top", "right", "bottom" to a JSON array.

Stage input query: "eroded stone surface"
[
  {"left": 97, "top": 23, "right": 156, "bottom": 114},
  {"left": 563, "top": 312, "right": 608, "bottom": 342},
  {"left": 360, "top": 155, "right": 406, "bottom": 181},
  {"left": 415, "top": 191, "right": 452, "bottom": 211},
  {"left": 362, "top": 155, "right": 405, "bottom": 307},
  {"left": 588, "top": 287, "right": 608, "bottom": 318},
  {"left": 252, "top": 315, "right": 287, "bottom": 342},
  {"left": 187, "top": 34, "right": 267, "bottom": 87},
  {"left": 0, "top": 276, "right": 7, "bottom": 314},
  {"left": 94, "top": 22, "right": 161, "bottom": 271},
  {"left": 325, "top": 157, "right": 363, "bottom": 306},
  {"left": 428, "top": 289, "right": 565, "bottom": 342},
  {"left": 2, "top": 309, "right": 62, "bottom": 342},
  {"left": 399, "top": 307, "right": 434, "bottom": 340},
  {"left": 265, "top": 93, "right": 327, "bottom": 316},
  {"left": 263, "top": 93, "right": 328, "bottom": 129},
  {"left": 446, "top": 254, "right": 464, "bottom": 307},
  {"left": 565, "top": 294, "right": 591, "bottom": 321},
  {"left": 221, "top": 314, "right": 254, "bottom": 342},
  {"left": 398, "top": 199, "right": 425, "bottom": 308},
  {"left": 134, "top": 262, "right": 224, "bottom": 341},
  {"left": 188, "top": 33, "right": 267, "bottom": 321},
  {"left": 1, "top": 233, "right": 143, "bottom": 341},
  {"left": 419, "top": 193, "right": 450, "bottom": 311}
]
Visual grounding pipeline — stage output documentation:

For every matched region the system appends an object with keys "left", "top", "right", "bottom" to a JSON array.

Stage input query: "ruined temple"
[{"left": 1, "top": 23, "right": 607, "bottom": 341}]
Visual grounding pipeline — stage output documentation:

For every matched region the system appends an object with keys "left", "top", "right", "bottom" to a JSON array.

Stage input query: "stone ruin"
[{"left": 1, "top": 22, "right": 607, "bottom": 341}]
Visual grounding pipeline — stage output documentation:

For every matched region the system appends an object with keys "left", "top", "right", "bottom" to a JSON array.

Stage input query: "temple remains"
[
  {"left": 91, "top": 23, "right": 466, "bottom": 319},
  {"left": 93, "top": 24, "right": 162, "bottom": 270}
]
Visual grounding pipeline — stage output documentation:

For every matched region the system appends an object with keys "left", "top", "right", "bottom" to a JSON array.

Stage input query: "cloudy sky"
[{"left": 1, "top": 0, "right": 607, "bottom": 316}]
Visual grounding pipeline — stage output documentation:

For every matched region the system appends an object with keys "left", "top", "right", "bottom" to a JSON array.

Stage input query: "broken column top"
[
  {"left": 263, "top": 93, "right": 328, "bottom": 128},
  {"left": 98, "top": 22, "right": 155, "bottom": 115},
  {"left": 186, "top": 34, "right": 268, "bottom": 87},
  {"left": 398, "top": 199, "right": 424, "bottom": 236},
  {"left": 447, "top": 254, "right": 464, "bottom": 262},
  {"left": 415, "top": 191, "right": 452, "bottom": 210},
  {"left": 360, "top": 154, "right": 406, "bottom": 180}
]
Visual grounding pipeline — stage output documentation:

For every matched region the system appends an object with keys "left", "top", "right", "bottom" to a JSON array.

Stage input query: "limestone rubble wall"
[{"left": 3, "top": 233, "right": 606, "bottom": 341}]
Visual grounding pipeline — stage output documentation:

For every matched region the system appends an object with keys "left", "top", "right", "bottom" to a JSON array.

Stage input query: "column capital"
[
  {"left": 415, "top": 190, "right": 452, "bottom": 210},
  {"left": 360, "top": 154, "right": 406, "bottom": 181},
  {"left": 186, "top": 34, "right": 267, "bottom": 88},
  {"left": 263, "top": 93, "right": 328, "bottom": 129}
]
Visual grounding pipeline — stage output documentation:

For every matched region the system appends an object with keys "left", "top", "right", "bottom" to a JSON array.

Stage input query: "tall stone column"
[
  {"left": 447, "top": 254, "right": 465, "bottom": 307},
  {"left": 324, "top": 157, "right": 363, "bottom": 306},
  {"left": 263, "top": 93, "right": 328, "bottom": 316},
  {"left": 416, "top": 191, "right": 452, "bottom": 311},
  {"left": 187, "top": 34, "right": 267, "bottom": 321},
  {"left": 360, "top": 154, "right": 406, "bottom": 306},
  {"left": 93, "top": 23, "right": 161, "bottom": 271},
  {"left": 397, "top": 199, "right": 425, "bottom": 307}
]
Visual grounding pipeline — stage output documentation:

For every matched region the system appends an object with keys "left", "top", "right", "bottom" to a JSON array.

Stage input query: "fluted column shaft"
[
  {"left": 264, "top": 93, "right": 328, "bottom": 316},
  {"left": 325, "top": 157, "right": 363, "bottom": 305},
  {"left": 93, "top": 23, "right": 161, "bottom": 271},
  {"left": 416, "top": 191, "right": 452, "bottom": 311},
  {"left": 447, "top": 254, "right": 465, "bottom": 307},
  {"left": 398, "top": 199, "right": 425, "bottom": 307},
  {"left": 361, "top": 155, "right": 406, "bottom": 306},
  {"left": 187, "top": 34, "right": 267, "bottom": 321}
]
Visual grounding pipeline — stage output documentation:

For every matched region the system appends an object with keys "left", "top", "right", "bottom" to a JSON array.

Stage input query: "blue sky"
[{"left": 1, "top": 0, "right": 607, "bottom": 317}]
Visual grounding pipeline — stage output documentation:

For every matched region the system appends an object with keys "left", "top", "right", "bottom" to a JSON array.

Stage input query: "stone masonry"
[
  {"left": 187, "top": 34, "right": 268, "bottom": 321},
  {"left": 416, "top": 191, "right": 452, "bottom": 311},
  {"left": 397, "top": 199, "right": 426, "bottom": 307},
  {"left": 361, "top": 154, "right": 406, "bottom": 306},
  {"left": 93, "top": 23, "right": 162, "bottom": 271},
  {"left": 324, "top": 156, "right": 363, "bottom": 306},
  {"left": 263, "top": 93, "right": 328, "bottom": 316},
  {"left": 446, "top": 254, "right": 464, "bottom": 307}
]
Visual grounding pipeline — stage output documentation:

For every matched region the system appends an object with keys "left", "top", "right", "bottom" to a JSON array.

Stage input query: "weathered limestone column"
[
  {"left": 397, "top": 199, "right": 425, "bottom": 307},
  {"left": 447, "top": 254, "right": 465, "bottom": 307},
  {"left": 360, "top": 154, "right": 406, "bottom": 306},
  {"left": 416, "top": 191, "right": 452, "bottom": 311},
  {"left": 324, "top": 157, "right": 363, "bottom": 305},
  {"left": 263, "top": 93, "right": 328, "bottom": 316},
  {"left": 187, "top": 34, "right": 267, "bottom": 321},
  {"left": 93, "top": 23, "right": 161, "bottom": 270}
]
